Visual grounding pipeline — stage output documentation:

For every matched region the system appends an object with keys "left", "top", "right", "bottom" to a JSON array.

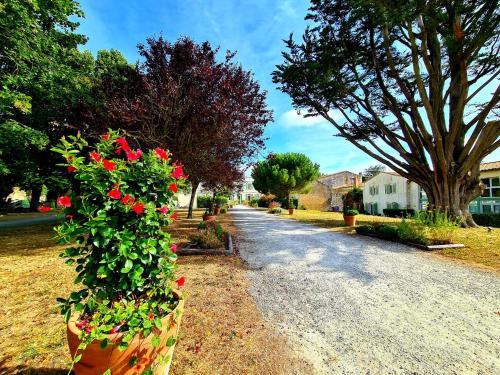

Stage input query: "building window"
[
  {"left": 482, "top": 177, "right": 500, "bottom": 197},
  {"left": 369, "top": 185, "right": 379, "bottom": 195},
  {"left": 385, "top": 183, "right": 397, "bottom": 194}
]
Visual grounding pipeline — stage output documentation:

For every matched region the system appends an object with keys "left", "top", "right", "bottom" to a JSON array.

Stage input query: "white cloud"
[{"left": 279, "top": 109, "right": 342, "bottom": 129}]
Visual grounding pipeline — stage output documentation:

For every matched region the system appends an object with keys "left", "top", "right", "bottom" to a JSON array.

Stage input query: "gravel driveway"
[{"left": 233, "top": 206, "right": 500, "bottom": 375}]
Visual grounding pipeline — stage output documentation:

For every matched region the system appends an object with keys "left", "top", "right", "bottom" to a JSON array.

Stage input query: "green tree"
[
  {"left": 252, "top": 153, "right": 320, "bottom": 207},
  {"left": 0, "top": 0, "right": 95, "bottom": 209},
  {"left": 273, "top": 0, "right": 499, "bottom": 226}
]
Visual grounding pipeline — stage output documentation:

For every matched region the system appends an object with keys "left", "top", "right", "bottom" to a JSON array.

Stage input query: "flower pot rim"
[{"left": 67, "top": 289, "right": 183, "bottom": 341}]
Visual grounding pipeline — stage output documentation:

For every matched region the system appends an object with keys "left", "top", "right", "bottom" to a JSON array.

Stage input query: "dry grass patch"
[
  {"left": 0, "top": 211, "right": 58, "bottom": 222},
  {"left": 0, "top": 210, "right": 310, "bottom": 374},
  {"left": 286, "top": 209, "right": 500, "bottom": 272}
]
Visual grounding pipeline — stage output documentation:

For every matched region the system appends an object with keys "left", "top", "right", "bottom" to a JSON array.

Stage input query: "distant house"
[
  {"left": 233, "top": 177, "right": 260, "bottom": 203},
  {"left": 363, "top": 161, "right": 500, "bottom": 215},
  {"left": 362, "top": 172, "right": 425, "bottom": 215},
  {"left": 470, "top": 161, "right": 500, "bottom": 214},
  {"left": 298, "top": 171, "right": 361, "bottom": 211}
]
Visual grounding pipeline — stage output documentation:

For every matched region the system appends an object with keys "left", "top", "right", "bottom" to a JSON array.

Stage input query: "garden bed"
[
  {"left": 356, "top": 231, "right": 465, "bottom": 251},
  {"left": 179, "top": 232, "right": 233, "bottom": 256}
]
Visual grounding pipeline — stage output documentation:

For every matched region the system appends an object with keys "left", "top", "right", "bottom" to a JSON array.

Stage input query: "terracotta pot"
[
  {"left": 67, "top": 292, "right": 184, "bottom": 375},
  {"left": 343, "top": 215, "right": 356, "bottom": 226},
  {"left": 214, "top": 207, "right": 221, "bottom": 215},
  {"left": 203, "top": 214, "right": 216, "bottom": 221},
  {"left": 288, "top": 208, "right": 294, "bottom": 215}
]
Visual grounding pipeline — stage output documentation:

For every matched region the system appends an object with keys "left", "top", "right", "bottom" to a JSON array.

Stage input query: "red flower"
[
  {"left": 154, "top": 147, "right": 169, "bottom": 161},
  {"left": 157, "top": 206, "right": 168, "bottom": 214},
  {"left": 126, "top": 149, "right": 142, "bottom": 161},
  {"left": 171, "top": 164, "right": 186, "bottom": 179},
  {"left": 103, "top": 159, "right": 116, "bottom": 171},
  {"left": 170, "top": 244, "right": 177, "bottom": 253},
  {"left": 66, "top": 214, "right": 73, "bottom": 220},
  {"left": 168, "top": 183, "right": 178, "bottom": 193},
  {"left": 67, "top": 165, "right": 77, "bottom": 173},
  {"left": 57, "top": 196, "right": 72, "bottom": 208},
  {"left": 108, "top": 189, "right": 121, "bottom": 200},
  {"left": 132, "top": 202, "right": 145, "bottom": 214},
  {"left": 101, "top": 133, "right": 110, "bottom": 141},
  {"left": 176, "top": 276, "right": 185, "bottom": 287},
  {"left": 38, "top": 206, "right": 53, "bottom": 213},
  {"left": 170, "top": 211, "right": 178, "bottom": 220},
  {"left": 116, "top": 137, "right": 130, "bottom": 152},
  {"left": 121, "top": 194, "right": 135, "bottom": 206},
  {"left": 109, "top": 325, "right": 122, "bottom": 334},
  {"left": 147, "top": 312, "right": 155, "bottom": 321},
  {"left": 89, "top": 151, "right": 102, "bottom": 162},
  {"left": 115, "top": 148, "right": 122, "bottom": 155}
]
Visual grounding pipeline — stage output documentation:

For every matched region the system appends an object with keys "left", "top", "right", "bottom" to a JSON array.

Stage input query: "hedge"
[
  {"left": 472, "top": 213, "right": 500, "bottom": 228},
  {"left": 382, "top": 208, "right": 415, "bottom": 218}
]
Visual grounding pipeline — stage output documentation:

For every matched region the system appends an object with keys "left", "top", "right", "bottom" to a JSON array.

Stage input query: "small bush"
[
  {"left": 356, "top": 225, "right": 375, "bottom": 235},
  {"left": 268, "top": 207, "right": 282, "bottom": 214},
  {"left": 215, "top": 195, "right": 229, "bottom": 206},
  {"left": 258, "top": 194, "right": 275, "bottom": 207},
  {"left": 472, "top": 213, "right": 500, "bottom": 228},
  {"left": 377, "top": 224, "right": 399, "bottom": 240},
  {"left": 397, "top": 219, "right": 428, "bottom": 245},
  {"left": 383, "top": 208, "right": 415, "bottom": 217},
  {"left": 276, "top": 197, "right": 298, "bottom": 209},
  {"left": 268, "top": 201, "right": 281, "bottom": 209},
  {"left": 197, "top": 195, "right": 212, "bottom": 209},
  {"left": 344, "top": 209, "right": 359, "bottom": 216},
  {"left": 220, "top": 207, "right": 227, "bottom": 214},
  {"left": 192, "top": 231, "right": 224, "bottom": 249}
]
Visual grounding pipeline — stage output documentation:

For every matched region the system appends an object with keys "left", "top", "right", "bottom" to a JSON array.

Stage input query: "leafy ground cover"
[
  {"left": 286, "top": 210, "right": 500, "bottom": 272},
  {"left": 0, "top": 210, "right": 309, "bottom": 374}
]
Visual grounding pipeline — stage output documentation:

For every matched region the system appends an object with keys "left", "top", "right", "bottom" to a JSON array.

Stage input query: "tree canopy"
[
  {"left": 84, "top": 37, "right": 272, "bottom": 217},
  {"left": 252, "top": 153, "right": 320, "bottom": 205},
  {"left": 273, "top": 0, "right": 500, "bottom": 225}
]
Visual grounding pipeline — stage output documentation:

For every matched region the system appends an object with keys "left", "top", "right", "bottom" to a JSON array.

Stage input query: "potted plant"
[
  {"left": 288, "top": 201, "right": 296, "bottom": 215},
  {"left": 53, "top": 130, "right": 187, "bottom": 374},
  {"left": 343, "top": 208, "right": 359, "bottom": 226}
]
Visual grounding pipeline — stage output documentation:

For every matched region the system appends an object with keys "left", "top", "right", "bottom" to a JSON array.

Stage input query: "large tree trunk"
[
  {"left": 187, "top": 181, "right": 199, "bottom": 219},
  {"left": 29, "top": 187, "right": 42, "bottom": 212},
  {"left": 422, "top": 173, "right": 481, "bottom": 227}
]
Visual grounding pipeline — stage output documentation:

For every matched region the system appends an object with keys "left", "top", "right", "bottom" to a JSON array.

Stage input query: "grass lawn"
[
  {"left": 0, "top": 210, "right": 309, "bottom": 374},
  {"left": 285, "top": 210, "right": 500, "bottom": 272}
]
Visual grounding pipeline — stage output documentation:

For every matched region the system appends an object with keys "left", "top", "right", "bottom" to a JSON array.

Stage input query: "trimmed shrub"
[
  {"left": 377, "top": 224, "right": 399, "bottom": 240},
  {"left": 472, "top": 213, "right": 500, "bottom": 228},
  {"left": 268, "top": 207, "right": 282, "bottom": 214},
  {"left": 258, "top": 194, "right": 276, "bottom": 207},
  {"left": 383, "top": 208, "right": 415, "bottom": 217},
  {"left": 276, "top": 197, "right": 298, "bottom": 209},
  {"left": 356, "top": 225, "right": 375, "bottom": 235},
  {"left": 197, "top": 195, "right": 212, "bottom": 209}
]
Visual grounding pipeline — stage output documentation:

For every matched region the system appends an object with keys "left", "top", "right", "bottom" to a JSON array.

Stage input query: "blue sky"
[{"left": 77, "top": 0, "right": 499, "bottom": 174}]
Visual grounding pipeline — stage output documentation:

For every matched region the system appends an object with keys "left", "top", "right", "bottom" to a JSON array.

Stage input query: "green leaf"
[
  {"left": 74, "top": 354, "right": 82, "bottom": 363},
  {"left": 128, "top": 356, "right": 138, "bottom": 366},
  {"left": 151, "top": 335, "right": 161, "bottom": 347},
  {"left": 166, "top": 336, "right": 176, "bottom": 347},
  {"left": 154, "top": 317, "right": 162, "bottom": 330},
  {"left": 121, "top": 259, "right": 133, "bottom": 273},
  {"left": 103, "top": 369, "right": 112, "bottom": 375}
]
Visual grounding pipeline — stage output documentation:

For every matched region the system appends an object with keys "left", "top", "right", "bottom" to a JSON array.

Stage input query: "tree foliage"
[
  {"left": 83, "top": 37, "right": 272, "bottom": 217},
  {"left": 0, "top": 0, "right": 93, "bottom": 208},
  {"left": 252, "top": 153, "right": 320, "bottom": 205},
  {"left": 273, "top": 0, "right": 500, "bottom": 225}
]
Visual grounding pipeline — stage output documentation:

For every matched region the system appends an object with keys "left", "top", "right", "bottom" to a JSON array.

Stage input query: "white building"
[
  {"left": 233, "top": 177, "right": 260, "bottom": 203},
  {"left": 363, "top": 172, "right": 424, "bottom": 215}
]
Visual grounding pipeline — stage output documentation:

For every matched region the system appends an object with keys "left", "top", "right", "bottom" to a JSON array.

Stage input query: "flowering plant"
[{"left": 52, "top": 130, "right": 187, "bottom": 363}]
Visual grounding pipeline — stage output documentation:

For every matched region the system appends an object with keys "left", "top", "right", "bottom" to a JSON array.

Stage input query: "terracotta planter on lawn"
[
  {"left": 343, "top": 215, "right": 356, "bottom": 227},
  {"left": 202, "top": 214, "right": 216, "bottom": 221},
  {"left": 67, "top": 291, "right": 184, "bottom": 375},
  {"left": 213, "top": 207, "right": 221, "bottom": 215},
  {"left": 288, "top": 208, "right": 294, "bottom": 215}
]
